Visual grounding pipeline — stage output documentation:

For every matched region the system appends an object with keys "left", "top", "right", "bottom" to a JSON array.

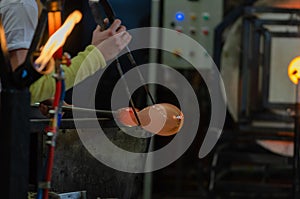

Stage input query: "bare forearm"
[{"left": 9, "top": 49, "right": 28, "bottom": 71}]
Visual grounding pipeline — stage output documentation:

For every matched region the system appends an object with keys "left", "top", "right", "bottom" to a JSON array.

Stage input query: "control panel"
[{"left": 161, "top": 0, "right": 223, "bottom": 69}]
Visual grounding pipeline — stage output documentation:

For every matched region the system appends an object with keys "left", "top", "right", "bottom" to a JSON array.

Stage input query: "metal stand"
[{"left": 294, "top": 82, "right": 300, "bottom": 199}]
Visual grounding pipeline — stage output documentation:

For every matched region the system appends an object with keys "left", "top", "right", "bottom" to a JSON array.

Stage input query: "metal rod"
[
  {"left": 99, "top": 0, "right": 156, "bottom": 105},
  {"left": 125, "top": 47, "right": 156, "bottom": 104},
  {"left": 115, "top": 58, "right": 142, "bottom": 125},
  {"left": 33, "top": 103, "right": 116, "bottom": 118},
  {"left": 293, "top": 82, "right": 300, "bottom": 199},
  {"left": 88, "top": 1, "right": 105, "bottom": 30},
  {"left": 88, "top": 0, "right": 142, "bottom": 125}
]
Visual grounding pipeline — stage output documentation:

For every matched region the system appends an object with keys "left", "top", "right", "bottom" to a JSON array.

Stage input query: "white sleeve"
[{"left": 0, "top": 0, "right": 38, "bottom": 51}]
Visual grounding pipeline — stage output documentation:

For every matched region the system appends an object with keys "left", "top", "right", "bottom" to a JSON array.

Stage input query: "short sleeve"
[{"left": 0, "top": 0, "right": 38, "bottom": 51}]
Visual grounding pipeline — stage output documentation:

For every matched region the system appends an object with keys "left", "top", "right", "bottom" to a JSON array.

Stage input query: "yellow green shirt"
[{"left": 29, "top": 45, "right": 106, "bottom": 104}]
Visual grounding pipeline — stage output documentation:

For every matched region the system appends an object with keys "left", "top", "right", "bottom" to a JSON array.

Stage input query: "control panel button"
[
  {"left": 170, "top": 21, "right": 176, "bottom": 28},
  {"left": 175, "top": 12, "right": 185, "bottom": 21},
  {"left": 175, "top": 26, "right": 183, "bottom": 33},
  {"left": 190, "top": 27, "right": 196, "bottom": 35},
  {"left": 201, "top": 27, "right": 209, "bottom": 35},
  {"left": 202, "top": 12, "right": 210, "bottom": 21},
  {"left": 190, "top": 13, "right": 197, "bottom": 21}
]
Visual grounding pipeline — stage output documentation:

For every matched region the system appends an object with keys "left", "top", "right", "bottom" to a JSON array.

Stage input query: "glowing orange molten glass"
[
  {"left": 34, "top": 10, "right": 82, "bottom": 72},
  {"left": 288, "top": 56, "right": 300, "bottom": 85},
  {"left": 116, "top": 103, "right": 184, "bottom": 136},
  {"left": 275, "top": 2, "right": 300, "bottom": 9},
  {"left": 116, "top": 107, "right": 140, "bottom": 127}
]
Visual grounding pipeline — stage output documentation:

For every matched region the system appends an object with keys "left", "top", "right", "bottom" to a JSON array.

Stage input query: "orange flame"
[
  {"left": 34, "top": 10, "right": 82, "bottom": 72},
  {"left": 288, "top": 56, "right": 300, "bottom": 85}
]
